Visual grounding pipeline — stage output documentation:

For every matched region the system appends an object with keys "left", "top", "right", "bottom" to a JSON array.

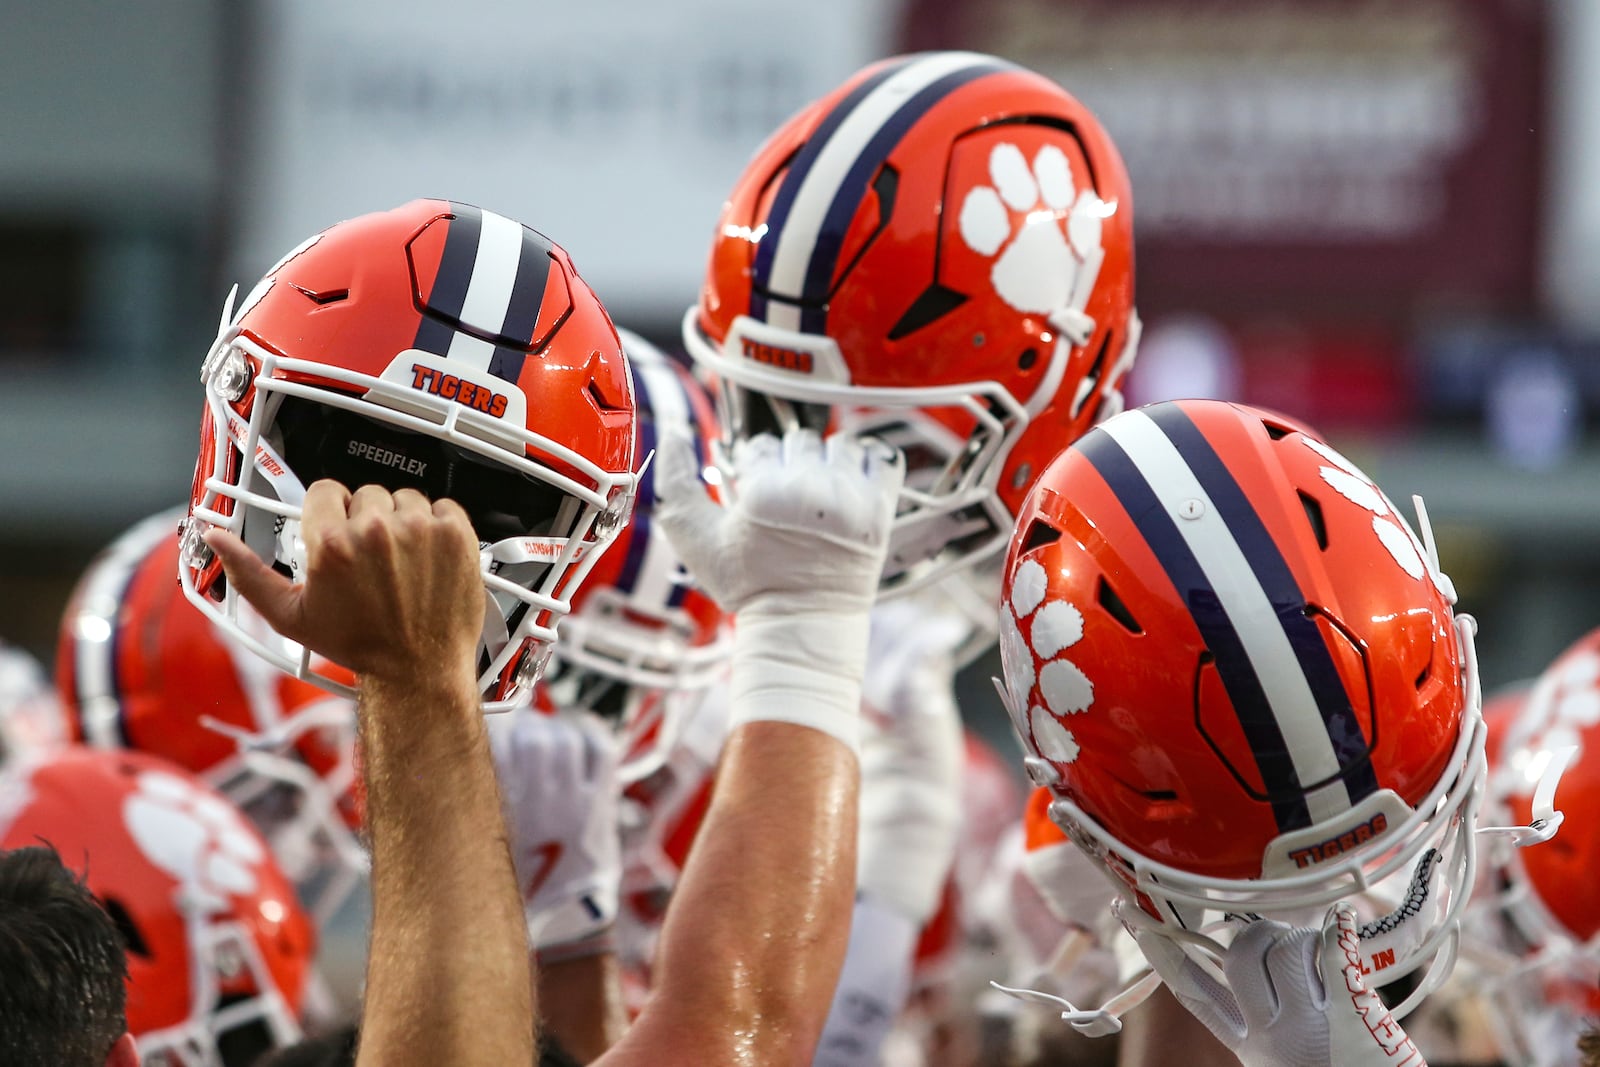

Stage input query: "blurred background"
[{"left": 3, "top": 0, "right": 1597, "bottom": 710}]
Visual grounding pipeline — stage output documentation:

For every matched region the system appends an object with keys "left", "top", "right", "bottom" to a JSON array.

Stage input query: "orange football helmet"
[
  {"left": 998, "top": 399, "right": 1484, "bottom": 1018},
  {"left": 58, "top": 508, "right": 364, "bottom": 926},
  {"left": 683, "top": 51, "right": 1139, "bottom": 594},
  {"left": 182, "top": 199, "right": 638, "bottom": 711},
  {"left": 1467, "top": 631, "right": 1600, "bottom": 1061},
  {"left": 542, "top": 330, "right": 729, "bottom": 774},
  {"left": 0, "top": 747, "right": 314, "bottom": 1066}
]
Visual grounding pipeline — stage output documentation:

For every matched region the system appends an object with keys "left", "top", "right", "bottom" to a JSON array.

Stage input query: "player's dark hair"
[
  {"left": 1578, "top": 1024, "right": 1600, "bottom": 1067},
  {"left": 0, "top": 845, "right": 130, "bottom": 1066}
]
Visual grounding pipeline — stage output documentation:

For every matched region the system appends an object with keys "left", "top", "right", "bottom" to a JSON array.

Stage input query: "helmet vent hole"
[
  {"left": 1083, "top": 330, "right": 1112, "bottom": 384},
  {"left": 587, "top": 379, "right": 626, "bottom": 413},
  {"left": 1415, "top": 656, "right": 1433, "bottom": 690},
  {"left": 888, "top": 283, "right": 968, "bottom": 341},
  {"left": 102, "top": 897, "right": 152, "bottom": 959},
  {"left": 1097, "top": 576, "right": 1142, "bottom": 634},
  {"left": 1072, "top": 330, "right": 1115, "bottom": 417},
  {"left": 293, "top": 285, "right": 349, "bottom": 306},
  {"left": 1298, "top": 491, "right": 1329, "bottom": 550},
  {"left": 1262, "top": 418, "right": 1294, "bottom": 440},
  {"left": 1021, "top": 518, "right": 1062, "bottom": 555},
  {"left": 1018, "top": 347, "right": 1039, "bottom": 371}
]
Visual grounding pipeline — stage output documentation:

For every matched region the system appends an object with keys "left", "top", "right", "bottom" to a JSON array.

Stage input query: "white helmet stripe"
[
  {"left": 444, "top": 208, "right": 529, "bottom": 371},
  {"left": 1097, "top": 410, "right": 1352, "bottom": 825},
  {"left": 72, "top": 509, "right": 182, "bottom": 750},
  {"left": 757, "top": 52, "right": 1000, "bottom": 328},
  {"left": 626, "top": 348, "right": 693, "bottom": 612}
]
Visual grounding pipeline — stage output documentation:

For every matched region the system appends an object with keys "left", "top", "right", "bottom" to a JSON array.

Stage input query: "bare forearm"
[
  {"left": 356, "top": 670, "right": 534, "bottom": 1066},
  {"left": 619, "top": 723, "right": 859, "bottom": 1067}
]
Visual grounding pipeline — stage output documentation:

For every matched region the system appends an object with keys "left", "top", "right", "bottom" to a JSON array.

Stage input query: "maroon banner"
[{"left": 901, "top": 0, "right": 1548, "bottom": 325}]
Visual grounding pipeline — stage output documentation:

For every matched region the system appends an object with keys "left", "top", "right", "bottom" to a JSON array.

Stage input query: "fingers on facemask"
[
  {"left": 1133, "top": 928, "right": 1245, "bottom": 1045},
  {"left": 823, "top": 432, "right": 867, "bottom": 475},
  {"left": 1318, "top": 902, "right": 1366, "bottom": 992},
  {"left": 863, "top": 438, "right": 906, "bottom": 498},
  {"left": 733, "top": 432, "right": 783, "bottom": 476},
  {"left": 1270, "top": 924, "right": 1327, "bottom": 1008},
  {"left": 781, "top": 426, "right": 825, "bottom": 468},
  {"left": 1221, "top": 919, "right": 1299, "bottom": 1023}
]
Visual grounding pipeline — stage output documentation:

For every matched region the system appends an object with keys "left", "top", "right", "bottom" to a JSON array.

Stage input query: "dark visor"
[{"left": 273, "top": 396, "right": 573, "bottom": 545}]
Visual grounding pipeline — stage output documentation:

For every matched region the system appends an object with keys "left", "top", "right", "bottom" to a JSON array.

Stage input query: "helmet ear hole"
[
  {"left": 1415, "top": 650, "right": 1433, "bottom": 691},
  {"left": 1096, "top": 577, "right": 1142, "bottom": 635}
]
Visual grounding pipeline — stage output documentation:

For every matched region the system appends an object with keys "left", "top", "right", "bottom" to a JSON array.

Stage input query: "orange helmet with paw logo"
[
  {"left": 684, "top": 52, "right": 1138, "bottom": 594},
  {"left": 57, "top": 509, "right": 365, "bottom": 927},
  {"left": 1468, "top": 627, "right": 1600, "bottom": 1054},
  {"left": 183, "top": 200, "right": 638, "bottom": 712},
  {"left": 0, "top": 747, "right": 314, "bottom": 1065},
  {"left": 999, "top": 399, "right": 1484, "bottom": 1019}
]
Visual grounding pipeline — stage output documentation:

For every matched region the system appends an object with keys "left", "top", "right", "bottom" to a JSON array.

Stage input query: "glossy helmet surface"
[
  {"left": 57, "top": 509, "right": 364, "bottom": 926},
  {"left": 1473, "top": 630, "right": 1600, "bottom": 1042},
  {"left": 0, "top": 747, "right": 314, "bottom": 1066},
  {"left": 0, "top": 640, "right": 68, "bottom": 768},
  {"left": 543, "top": 330, "right": 729, "bottom": 772},
  {"left": 998, "top": 399, "right": 1484, "bottom": 1011},
  {"left": 684, "top": 51, "right": 1138, "bottom": 595},
  {"left": 182, "top": 199, "right": 638, "bottom": 711}
]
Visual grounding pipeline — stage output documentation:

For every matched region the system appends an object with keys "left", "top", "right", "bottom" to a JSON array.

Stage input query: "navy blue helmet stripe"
[
  {"left": 413, "top": 203, "right": 483, "bottom": 356},
  {"left": 486, "top": 346, "right": 524, "bottom": 382},
  {"left": 748, "top": 57, "right": 912, "bottom": 323},
  {"left": 1075, "top": 426, "right": 1314, "bottom": 832},
  {"left": 501, "top": 227, "right": 555, "bottom": 345},
  {"left": 484, "top": 226, "right": 555, "bottom": 383},
  {"left": 796, "top": 60, "right": 1007, "bottom": 334},
  {"left": 1145, "top": 405, "right": 1380, "bottom": 803}
]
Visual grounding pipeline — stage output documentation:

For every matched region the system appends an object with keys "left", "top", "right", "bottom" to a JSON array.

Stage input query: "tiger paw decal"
[
  {"left": 1301, "top": 437, "right": 1446, "bottom": 594},
  {"left": 999, "top": 557, "right": 1094, "bottom": 765},
  {"left": 958, "top": 142, "right": 1107, "bottom": 319},
  {"left": 124, "top": 770, "right": 266, "bottom": 906},
  {"left": 1519, "top": 644, "right": 1600, "bottom": 764}
]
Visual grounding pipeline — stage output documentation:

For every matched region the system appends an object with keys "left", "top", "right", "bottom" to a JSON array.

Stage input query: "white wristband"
[{"left": 728, "top": 597, "right": 871, "bottom": 754}]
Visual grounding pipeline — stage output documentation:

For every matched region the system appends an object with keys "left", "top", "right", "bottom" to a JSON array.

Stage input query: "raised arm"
[
  {"left": 206, "top": 482, "right": 534, "bottom": 1067},
  {"left": 601, "top": 429, "right": 902, "bottom": 1067}
]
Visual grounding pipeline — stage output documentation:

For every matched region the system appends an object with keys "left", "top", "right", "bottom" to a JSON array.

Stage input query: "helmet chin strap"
[
  {"left": 1478, "top": 743, "right": 1576, "bottom": 847},
  {"left": 988, "top": 971, "right": 1163, "bottom": 1038}
]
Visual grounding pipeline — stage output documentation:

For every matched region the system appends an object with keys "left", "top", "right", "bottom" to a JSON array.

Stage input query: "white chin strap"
[
  {"left": 1477, "top": 743, "right": 1575, "bottom": 847},
  {"left": 988, "top": 970, "right": 1163, "bottom": 1038}
]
